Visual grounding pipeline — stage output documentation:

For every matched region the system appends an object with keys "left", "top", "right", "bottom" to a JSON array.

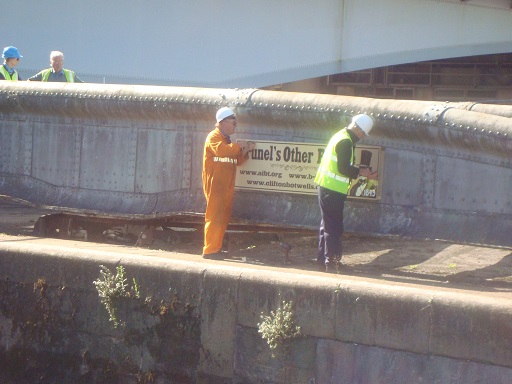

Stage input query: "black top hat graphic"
[{"left": 359, "top": 150, "right": 372, "bottom": 169}]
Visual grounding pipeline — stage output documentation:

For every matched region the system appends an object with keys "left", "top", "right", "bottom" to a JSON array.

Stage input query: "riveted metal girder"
[{"left": 1, "top": 82, "right": 511, "bottom": 246}]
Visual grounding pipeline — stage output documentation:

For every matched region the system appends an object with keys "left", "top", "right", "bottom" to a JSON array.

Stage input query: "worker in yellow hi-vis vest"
[
  {"left": 28, "top": 51, "right": 83, "bottom": 83},
  {"left": 0, "top": 46, "right": 23, "bottom": 81},
  {"left": 314, "top": 114, "right": 374, "bottom": 273}
]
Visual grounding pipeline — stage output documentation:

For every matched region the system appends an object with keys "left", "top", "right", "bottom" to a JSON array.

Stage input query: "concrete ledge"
[{"left": 1, "top": 239, "right": 511, "bottom": 382}]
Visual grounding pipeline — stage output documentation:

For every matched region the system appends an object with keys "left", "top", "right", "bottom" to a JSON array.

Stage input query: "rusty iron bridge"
[{"left": 0, "top": 82, "right": 511, "bottom": 246}]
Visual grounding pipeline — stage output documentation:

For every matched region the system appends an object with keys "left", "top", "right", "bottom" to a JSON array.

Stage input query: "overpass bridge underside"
[{"left": 5, "top": 0, "right": 512, "bottom": 88}]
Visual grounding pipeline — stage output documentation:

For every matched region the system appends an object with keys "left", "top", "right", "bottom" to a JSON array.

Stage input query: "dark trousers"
[{"left": 317, "top": 186, "right": 347, "bottom": 266}]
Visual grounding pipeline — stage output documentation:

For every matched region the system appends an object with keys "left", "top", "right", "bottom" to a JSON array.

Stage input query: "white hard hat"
[
  {"left": 216, "top": 107, "right": 235, "bottom": 123},
  {"left": 352, "top": 114, "right": 373, "bottom": 136}
]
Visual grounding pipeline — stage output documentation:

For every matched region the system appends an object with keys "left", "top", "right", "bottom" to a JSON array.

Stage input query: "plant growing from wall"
[
  {"left": 93, "top": 264, "right": 140, "bottom": 328},
  {"left": 258, "top": 300, "right": 301, "bottom": 357}
]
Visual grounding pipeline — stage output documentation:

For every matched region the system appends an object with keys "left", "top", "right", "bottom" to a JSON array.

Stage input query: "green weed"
[
  {"left": 258, "top": 300, "right": 301, "bottom": 357},
  {"left": 93, "top": 265, "right": 140, "bottom": 328}
]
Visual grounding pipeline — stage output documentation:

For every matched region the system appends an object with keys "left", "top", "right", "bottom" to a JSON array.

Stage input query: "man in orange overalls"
[{"left": 202, "top": 107, "right": 255, "bottom": 259}]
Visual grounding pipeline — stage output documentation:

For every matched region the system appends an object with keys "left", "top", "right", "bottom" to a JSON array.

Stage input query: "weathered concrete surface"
[
  {"left": 1, "top": 196, "right": 512, "bottom": 382},
  {"left": 1, "top": 234, "right": 512, "bottom": 383}
]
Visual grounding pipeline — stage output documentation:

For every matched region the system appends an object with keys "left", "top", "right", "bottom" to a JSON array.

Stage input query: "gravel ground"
[{"left": 2, "top": 195, "right": 512, "bottom": 293}]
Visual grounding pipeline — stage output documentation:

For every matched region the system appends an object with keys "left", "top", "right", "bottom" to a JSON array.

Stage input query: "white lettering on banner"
[{"left": 236, "top": 140, "right": 383, "bottom": 199}]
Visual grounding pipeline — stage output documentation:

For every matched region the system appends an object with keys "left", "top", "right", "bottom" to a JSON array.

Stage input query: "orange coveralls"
[{"left": 202, "top": 128, "right": 247, "bottom": 255}]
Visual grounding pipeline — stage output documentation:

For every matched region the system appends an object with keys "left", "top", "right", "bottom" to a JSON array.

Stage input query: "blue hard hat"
[{"left": 2, "top": 46, "right": 23, "bottom": 59}]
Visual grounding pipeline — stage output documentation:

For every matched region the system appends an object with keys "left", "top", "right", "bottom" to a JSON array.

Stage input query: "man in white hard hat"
[
  {"left": 202, "top": 107, "right": 255, "bottom": 259},
  {"left": 28, "top": 51, "right": 83, "bottom": 83},
  {"left": 0, "top": 46, "right": 23, "bottom": 81},
  {"left": 314, "top": 113, "right": 374, "bottom": 272}
]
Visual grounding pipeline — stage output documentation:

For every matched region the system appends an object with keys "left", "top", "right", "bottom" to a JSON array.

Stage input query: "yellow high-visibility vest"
[
  {"left": 41, "top": 68, "right": 76, "bottom": 83},
  {"left": 314, "top": 129, "right": 354, "bottom": 194},
  {"left": 0, "top": 66, "right": 19, "bottom": 81}
]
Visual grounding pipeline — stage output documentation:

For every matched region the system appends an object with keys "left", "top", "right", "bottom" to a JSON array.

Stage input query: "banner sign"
[{"left": 236, "top": 140, "right": 382, "bottom": 199}]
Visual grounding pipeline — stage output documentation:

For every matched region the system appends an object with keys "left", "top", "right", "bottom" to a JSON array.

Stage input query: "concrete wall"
[
  {"left": 1, "top": 240, "right": 512, "bottom": 383},
  {"left": 1, "top": 82, "right": 512, "bottom": 246}
]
